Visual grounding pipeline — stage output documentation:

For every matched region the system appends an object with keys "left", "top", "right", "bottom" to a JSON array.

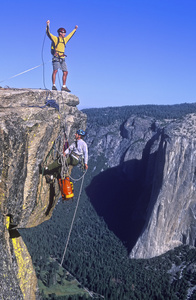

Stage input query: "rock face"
[
  {"left": 85, "top": 112, "right": 196, "bottom": 259},
  {"left": 130, "top": 114, "right": 196, "bottom": 259},
  {"left": 0, "top": 88, "right": 86, "bottom": 299}
]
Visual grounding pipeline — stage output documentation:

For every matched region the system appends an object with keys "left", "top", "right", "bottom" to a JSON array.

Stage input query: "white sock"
[{"left": 62, "top": 85, "right": 66, "bottom": 87}]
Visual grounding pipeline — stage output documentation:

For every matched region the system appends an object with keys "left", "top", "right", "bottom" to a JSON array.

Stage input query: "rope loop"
[{"left": 60, "top": 173, "right": 85, "bottom": 267}]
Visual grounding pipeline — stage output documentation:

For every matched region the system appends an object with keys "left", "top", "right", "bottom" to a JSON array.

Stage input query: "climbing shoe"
[
  {"left": 52, "top": 85, "right": 57, "bottom": 90},
  {"left": 61, "top": 86, "right": 71, "bottom": 92},
  {"left": 45, "top": 175, "right": 53, "bottom": 184}
]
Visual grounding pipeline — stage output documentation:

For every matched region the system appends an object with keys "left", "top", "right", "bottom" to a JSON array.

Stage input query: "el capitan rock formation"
[{"left": 85, "top": 111, "right": 196, "bottom": 258}]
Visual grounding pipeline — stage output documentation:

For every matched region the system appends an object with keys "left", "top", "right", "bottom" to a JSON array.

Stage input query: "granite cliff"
[
  {"left": 1, "top": 92, "right": 196, "bottom": 298},
  {"left": 0, "top": 88, "right": 86, "bottom": 300},
  {"left": 84, "top": 109, "right": 196, "bottom": 259}
]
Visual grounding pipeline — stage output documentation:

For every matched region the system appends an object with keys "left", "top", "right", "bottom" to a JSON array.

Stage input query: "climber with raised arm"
[{"left": 46, "top": 20, "right": 78, "bottom": 92}]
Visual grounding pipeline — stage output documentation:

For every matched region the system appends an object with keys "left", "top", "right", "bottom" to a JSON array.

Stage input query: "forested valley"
[{"left": 20, "top": 103, "right": 196, "bottom": 299}]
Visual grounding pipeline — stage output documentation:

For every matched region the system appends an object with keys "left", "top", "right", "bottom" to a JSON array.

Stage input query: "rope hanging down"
[
  {"left": 39, "top": 126, "right": 87, "bottom": 266},
  {"left": 60, "top": 174, "right": 85, "bottom": 267}
]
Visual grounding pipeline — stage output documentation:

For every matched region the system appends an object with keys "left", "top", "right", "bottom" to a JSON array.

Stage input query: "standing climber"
[
  {"left": 46, "top": 20, "right": 78, "bottom": 92},
  {"left": 41, "top": 129, "right": 88, "bottom": 183}
]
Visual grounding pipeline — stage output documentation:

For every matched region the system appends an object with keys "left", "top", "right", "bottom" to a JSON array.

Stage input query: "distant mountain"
[{"left": 83, "top": 104, "right": 196, "bottom": 258}]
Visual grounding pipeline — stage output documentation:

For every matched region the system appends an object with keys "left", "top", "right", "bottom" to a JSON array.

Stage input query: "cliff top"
[{"left": 0, "top": 88, "right": 79, "bottom": 109}]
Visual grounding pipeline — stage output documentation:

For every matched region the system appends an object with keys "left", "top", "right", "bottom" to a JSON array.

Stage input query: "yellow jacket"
[{"left": 46, "top": 26, "right": 76, "bottom": 57}]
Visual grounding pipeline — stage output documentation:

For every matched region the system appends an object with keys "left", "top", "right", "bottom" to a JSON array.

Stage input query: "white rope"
[
  {"left": 60, "top": 174, "right": 85, "bottom": 267},
  {"left": 0, "top": 60, "right": 52, "bottom": 83},
  {"left": 69, "top": 169, "right": 87, "bottom": 182},
  {"left": 60, "top": 151, "right": 87, "bottom": 181}
]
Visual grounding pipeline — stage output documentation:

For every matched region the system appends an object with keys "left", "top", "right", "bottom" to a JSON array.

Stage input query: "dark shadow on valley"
[{"left": 86, "top": 130, "right": 167, "bottom": 252}]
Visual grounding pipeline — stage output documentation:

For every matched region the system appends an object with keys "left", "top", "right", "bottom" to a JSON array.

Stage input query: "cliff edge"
[{"left": 0, "top": 88, "right": 86, "bottom": 300}]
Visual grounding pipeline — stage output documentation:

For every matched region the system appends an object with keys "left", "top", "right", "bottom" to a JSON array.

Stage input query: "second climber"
[{"left": 41, "top": 129, "right": 88, "bottom": 183}]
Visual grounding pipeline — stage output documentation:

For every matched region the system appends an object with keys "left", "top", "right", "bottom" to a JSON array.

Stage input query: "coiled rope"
[{"left": 60, "top": 154, "right": 87, "bottom": 182}]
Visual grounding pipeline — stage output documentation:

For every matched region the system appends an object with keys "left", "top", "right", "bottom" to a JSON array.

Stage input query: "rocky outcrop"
[
  {"left": 0, "top": 88, "right": 86, "bottom": 299},
  {"left": 130, "top": 114, "right": 196, "bottom": 258},
  {"left": 85, "top": 112, "right": 196, "bottom": 259}
]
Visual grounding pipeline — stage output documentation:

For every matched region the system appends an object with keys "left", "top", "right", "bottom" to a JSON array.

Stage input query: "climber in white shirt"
[
  {"left": 64, "top": 129, "right": 88, "bottom": 173},
  {"left": 40, "top": 129, "right": 88, "bottom": 183}
]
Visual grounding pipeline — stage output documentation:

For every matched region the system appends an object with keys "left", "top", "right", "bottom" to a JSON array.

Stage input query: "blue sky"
[{"left": 0, "top": 0, "right": 196, "bottom": 109}]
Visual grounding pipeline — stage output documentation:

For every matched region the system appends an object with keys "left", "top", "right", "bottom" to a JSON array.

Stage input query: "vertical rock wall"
[
  {"left": 0, "top": 89, "right": 86, "bottom": 299},
  {"left": 130, "top": 114, "right": 196, "bottom": 258}
]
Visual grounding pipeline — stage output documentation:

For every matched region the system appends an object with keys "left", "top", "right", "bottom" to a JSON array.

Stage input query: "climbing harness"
[
  {"left": 51, "top": 37, "right": 66, "bottom": 57},
  {"left": 61, "top": 147, "right": 87, "bottom": 182}
]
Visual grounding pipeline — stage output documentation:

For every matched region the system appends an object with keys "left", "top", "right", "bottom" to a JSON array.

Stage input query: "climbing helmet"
[
  {"left": 57, "top": 27, "right": 66, "bottom": 34},
  {"left": 76, "top": 129, "right": 85, "bottom": 136}
]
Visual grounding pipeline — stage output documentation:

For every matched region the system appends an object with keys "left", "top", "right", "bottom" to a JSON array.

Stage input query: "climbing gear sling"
[{"left": 51, "top": 37, "right": 66, "bottom": 57}]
